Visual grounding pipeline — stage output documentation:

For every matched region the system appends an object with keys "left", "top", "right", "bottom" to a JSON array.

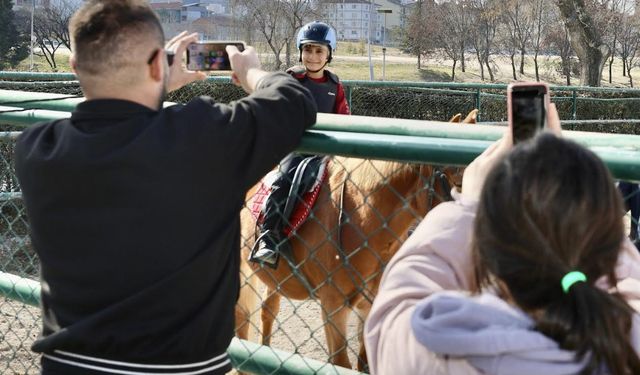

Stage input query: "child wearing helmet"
[
  {"left": 249, "top": 21, "right": 349, "bottom": 267},
  {"left": 287, "top": 21, "right": 350, "bottom": 115}
]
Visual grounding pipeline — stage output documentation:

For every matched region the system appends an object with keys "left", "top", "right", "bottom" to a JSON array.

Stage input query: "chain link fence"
[
  {"left": 1, "top": 77, "right": 640, "bottom": 373},
  {"left": 0, "top": 130, "right": 454, "bottom": 373},
  {"left": 4, "top": 72, "right": 640, "bottom": 129}
]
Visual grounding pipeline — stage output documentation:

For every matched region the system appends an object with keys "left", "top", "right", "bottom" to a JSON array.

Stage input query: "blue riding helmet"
[{"left": 296, "top": 21, "right": 337, "bottom": 63}]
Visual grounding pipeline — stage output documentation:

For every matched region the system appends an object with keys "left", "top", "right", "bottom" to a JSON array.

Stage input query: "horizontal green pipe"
[
  {"left": 0, "top": 131, "right": 23, "bottom": 139},
  {"left": 0, "top": 271, "right": 40, "bottom": 307},
  {"left": 0, "top": 192, "right": 22, "bottom": 201},
  {"left": 5, "top": 71, "right": 640, "bottom": 94},
  {"left": 0, "top": 89, "right": 84, "bottom": 111},
  {"left": 0, "top": 72, "right": 77, "bottom": 81},
  {"left": 314, "top": 114, "right": 640, "bottom": 149},
  {"left": 229, "top": 338, "right": 365, "bottom": 375},
  {"left": 0, "top": 87, "right": 636, "bottom": 116},
  {"left": 0, "top": 272, "right": 363, "bottom": 375},
  {"left": 0, "top": 107, "right": 70, "bottom": 126},
  {"left": 484, "top": 120, "right": 640, "bottom": 127},
  {"left": 2, "top": 94, "right": 638, "bottom": 148},
  {"left": 343, "top": 79, "right": 506, "bottom": 90},
  {"left": 300, "top": 129, "right": 640, "bottom": 181},
  {"left": 3, "top": 110, "right": 640, "bottom": 180}
]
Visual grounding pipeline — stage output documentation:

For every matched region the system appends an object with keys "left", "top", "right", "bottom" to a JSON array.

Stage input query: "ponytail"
[{"left": 537, "top": 283, "right": 640, "bottom": 375}]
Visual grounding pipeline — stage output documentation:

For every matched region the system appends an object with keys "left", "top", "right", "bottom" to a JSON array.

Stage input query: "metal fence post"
[{"left": 476, "top": 88, "right": 482, "bottom": 122}]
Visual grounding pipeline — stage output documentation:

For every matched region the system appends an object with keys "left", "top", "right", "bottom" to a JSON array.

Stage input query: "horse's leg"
[
  {"left": 320, "top": 295, "right": 352, "bottom": 369},
  {"left": 260, "top": 287, "right": 281, "bottom": 346},
  {"left": 235, "top": 259, "right": 260, "bottom": 342},
  {"left": 354, "top": 299, "right": 372, "bottom": 372}
]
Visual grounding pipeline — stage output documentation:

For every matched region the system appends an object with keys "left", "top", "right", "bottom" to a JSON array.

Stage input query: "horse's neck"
[{"left": 333, "top": 157, "right": 419, "bottom": 196}]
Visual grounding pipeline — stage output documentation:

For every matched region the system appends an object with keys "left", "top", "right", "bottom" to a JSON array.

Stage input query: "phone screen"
[
  {"left": 186, "top": 42, "right": 244, "bottom": 71},
  {"left": 511, "top": 86, "right": 547, "bottom": 144}
]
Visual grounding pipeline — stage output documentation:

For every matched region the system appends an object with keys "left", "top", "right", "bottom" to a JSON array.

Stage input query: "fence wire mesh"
[
  {"left": 4, "top": 76, "right": 640, "bottom": 130},
  {"left": 1, "top": 78, "right": 640, "bottom": 374}
]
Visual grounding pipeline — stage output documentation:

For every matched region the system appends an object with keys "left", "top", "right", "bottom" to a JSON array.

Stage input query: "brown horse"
[{"left": 235, "top": 111, "right": 477, "bottom": 370}]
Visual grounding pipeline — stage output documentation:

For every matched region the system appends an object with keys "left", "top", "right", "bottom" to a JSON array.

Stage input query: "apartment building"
[
  {"left": 322, "top": 0, "right": 405, "bottom": 43},
  {"left": 150, "top": 0, "right": 234, "bottom": 39}
]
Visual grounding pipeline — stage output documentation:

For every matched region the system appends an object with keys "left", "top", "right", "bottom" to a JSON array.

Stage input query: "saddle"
[{"left": 250, "top": 155, "right": 330, "bottom": 237}]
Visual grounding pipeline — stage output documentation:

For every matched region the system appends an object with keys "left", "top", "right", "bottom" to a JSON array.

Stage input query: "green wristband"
[{"left": 561, "top": 271, "right": 587, "bottom": 293}]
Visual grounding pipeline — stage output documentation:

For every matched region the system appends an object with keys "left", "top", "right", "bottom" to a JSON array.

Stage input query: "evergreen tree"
[{"left": 0, "top": 0, "right": 29, "bottom": 69}]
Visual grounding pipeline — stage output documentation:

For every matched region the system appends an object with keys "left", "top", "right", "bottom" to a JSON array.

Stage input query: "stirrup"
[{"left": 248, "top": 231, "right": 281, "bottom": 269}]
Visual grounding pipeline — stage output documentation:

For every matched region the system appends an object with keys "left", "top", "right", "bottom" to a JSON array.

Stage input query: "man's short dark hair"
[{"left": 69, "top": 0, "right": 164, "bottom": 78}]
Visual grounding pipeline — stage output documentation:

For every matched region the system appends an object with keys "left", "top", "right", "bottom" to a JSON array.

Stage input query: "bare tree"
[
  {"left": 555, "top": 0, "right": 610, "bottom": 86},
  {"left": 600, "top": 0, "right": 626, "bottom": 82},
  {"left": 282, "top": 0, "right": 322, "bottom": 67},
  {"left": 468, "top": 0, "right": 500, "bottom": 81},
  {"left": 546, "top": 23, "right": 574, "bottom": 85},
  {"left": 618, "top": 12, "right": 640, "bottom": 86},
  {"left": 530, "top": 0, "right": 553, "bottom": 81},
  {"left": 433, "top": 1, "right": 468, "bottom": 80},
  {"left": 502, "top": 0, "right": 534, "bottom": 77},
  {"left": 403, "top": 0, "right": 438, "bottom": 69},
  {"left": 232, "top": 0, "right": 320, "bottom": 70},
  {"left": 14, "top": 0, "right": 74, "bottom": 71}
]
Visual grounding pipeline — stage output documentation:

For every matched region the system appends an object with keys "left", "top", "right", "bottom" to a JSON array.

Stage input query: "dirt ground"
[
  {"left": 0, "top": 299, "right": 40, "bottom": 374},
  {"left": 0, "top": 295, "right": 362, "bottom": 374}
]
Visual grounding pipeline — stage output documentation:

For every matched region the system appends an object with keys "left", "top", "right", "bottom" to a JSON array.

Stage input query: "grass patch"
[{"left": 13, "top": 51, "right": 71, "bottom": 73}]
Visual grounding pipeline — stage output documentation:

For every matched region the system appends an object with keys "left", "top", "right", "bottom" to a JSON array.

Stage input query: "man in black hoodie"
[{"left": 14, "top": 1, "right": 317, "bottom": 374}]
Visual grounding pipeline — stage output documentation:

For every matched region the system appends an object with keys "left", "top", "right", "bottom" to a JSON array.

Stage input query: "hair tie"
[{"left": 561, "top": 271, "right": 587, "bottom": 293}]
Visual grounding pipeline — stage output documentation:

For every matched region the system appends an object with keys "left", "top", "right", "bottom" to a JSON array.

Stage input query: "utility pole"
[
  {"left": 367, "top": 0, "right": 374, "bottom": 80},
  {"left": 30, "top": 0, "right": 35, "bottom": 70},
  {"left": 377, "top": 8, "right": 392, "bottom": 81}
]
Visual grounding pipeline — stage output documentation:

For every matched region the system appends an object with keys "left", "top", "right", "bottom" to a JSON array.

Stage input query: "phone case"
[
  {"left": 186, "top": 41, "right": 246, "bottom": 71},
  {"left": 507, "top": 82, "right": 550, "bottom": 143}
]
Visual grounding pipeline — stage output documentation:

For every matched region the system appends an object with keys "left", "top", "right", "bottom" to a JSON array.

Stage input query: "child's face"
[{"left": 301, "top": 43, "right": 330, "bottom": 71}]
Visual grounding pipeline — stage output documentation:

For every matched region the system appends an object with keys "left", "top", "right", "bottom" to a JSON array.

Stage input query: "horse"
[{"left": 235, "top": 111, "right": 478, "bottom": 370}]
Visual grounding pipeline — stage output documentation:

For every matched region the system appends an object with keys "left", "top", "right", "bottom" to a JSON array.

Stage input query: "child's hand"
[{"left": 461, "top": 134, "right": 512, "bottom": 201}]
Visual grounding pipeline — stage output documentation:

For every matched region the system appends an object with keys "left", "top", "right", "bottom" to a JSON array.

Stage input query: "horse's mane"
[{"left": 331, "top": 156, "right": 418, "bottom": 193}]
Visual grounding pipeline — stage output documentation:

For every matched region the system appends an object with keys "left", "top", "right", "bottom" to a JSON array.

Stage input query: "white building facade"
[
  {"left": 322, "top": 0, "right": 382, "bottom": 42},
  {"left": 322, "top": 0, "right": 405, "bottom": 43}
]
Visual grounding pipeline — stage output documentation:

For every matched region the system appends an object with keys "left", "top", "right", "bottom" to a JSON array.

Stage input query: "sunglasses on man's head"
[{"left": 147, "top": 49, "right": 175, "bottom": 66}]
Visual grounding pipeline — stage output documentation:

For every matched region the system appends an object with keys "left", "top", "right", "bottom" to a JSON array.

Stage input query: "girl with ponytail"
[{"left": 365, "top": 104, "right": 640, "bottom": 375}]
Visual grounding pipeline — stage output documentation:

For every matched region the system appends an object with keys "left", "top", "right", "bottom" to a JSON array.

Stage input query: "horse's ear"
[
  {"left": 462, "top": 109, "right": 478, "bottom": 124},
  {"left": 449, "top": 113, "right": 462, "bottom": 123}
]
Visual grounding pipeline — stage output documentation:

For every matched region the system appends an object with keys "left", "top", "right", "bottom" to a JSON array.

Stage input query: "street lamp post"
[
  {"left": 367, "top": 0, "right": 374, "bottom": 81},
  {"left": 30, "top": 0, "right": 35, "bottom": 71},
  {"left": 377, "top": 9, "right": 392, "bottom": 81}
]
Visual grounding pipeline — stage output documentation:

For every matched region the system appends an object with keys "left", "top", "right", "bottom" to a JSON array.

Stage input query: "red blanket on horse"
[{"left": 249, "top": 159, "right": 329, "bottom": 237}]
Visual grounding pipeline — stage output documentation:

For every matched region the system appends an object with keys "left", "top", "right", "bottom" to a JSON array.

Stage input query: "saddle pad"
[{"left": 250, "top": 159, "right": 329, "bottom": 238}]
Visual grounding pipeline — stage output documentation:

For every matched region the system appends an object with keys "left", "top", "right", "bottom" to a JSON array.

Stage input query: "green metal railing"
[
  {"left": 2, "top": 100, "right": 640, "bottom": 181},
  {"left": 2, "top": 88, "right": 640, "bottom": 375},
  {"left": 4, "top": 72, "right": 640, "bottom": 122}
]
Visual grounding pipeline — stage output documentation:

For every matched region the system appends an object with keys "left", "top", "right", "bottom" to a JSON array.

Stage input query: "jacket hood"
[{"left": 411, "top": 292, "right": 640, "bottom": 375}]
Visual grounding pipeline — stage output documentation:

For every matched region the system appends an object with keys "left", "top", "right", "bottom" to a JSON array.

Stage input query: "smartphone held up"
[
  {"left": 507, "top": 82, "right": 550, "bottom": 144},
  {"left": 186, "top": 41, "right": 245, "bottom": 71}
]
